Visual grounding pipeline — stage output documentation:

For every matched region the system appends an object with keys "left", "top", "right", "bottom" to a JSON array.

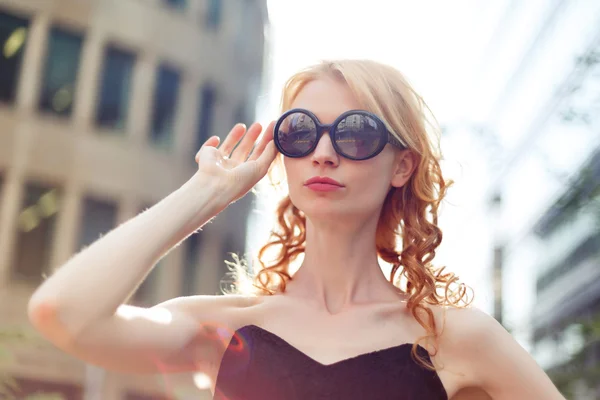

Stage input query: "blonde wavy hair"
[{"left": 226, "top": 59, "right": 472, "bottom": 368}]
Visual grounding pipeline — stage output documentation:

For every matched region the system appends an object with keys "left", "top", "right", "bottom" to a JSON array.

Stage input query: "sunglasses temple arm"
[{"left": 388, "top": 133, "right": 407, "bottom": 149}]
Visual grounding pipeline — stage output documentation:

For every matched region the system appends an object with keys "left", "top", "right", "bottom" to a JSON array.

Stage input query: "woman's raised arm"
[{"left": 27, "top": 122, "right": 276, "bottom": 373}]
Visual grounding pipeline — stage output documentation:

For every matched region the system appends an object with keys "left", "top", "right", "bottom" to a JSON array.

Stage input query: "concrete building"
[
  {"left": 0, "top": 0, "right": 268, "bottom": 398},
  {"left": 462, "top": 0, "right": 600, "bottom": 397}
]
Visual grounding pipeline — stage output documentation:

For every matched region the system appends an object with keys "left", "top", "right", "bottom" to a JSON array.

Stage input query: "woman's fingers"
[
  {"left": 230, "top": 123, "right": 263, "bottom": 163},
  {"left": 195, "top": 121, "right": 276, "bottom": 173},
  {"left": 219, "top": 124, "right": 247, "bottom": 156},
  {"left": 255, "top": 140, "right": 277, "bottom": 175},
  {"left": 247, "top": 121, "right": 275, "bottom": 162},
  {"left": 195, "top": 136, "right": 220, "bottom": 163}
]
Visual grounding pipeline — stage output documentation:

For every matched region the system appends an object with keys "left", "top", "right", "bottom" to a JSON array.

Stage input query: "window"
[
  {"left": 195, "top": 83, "right": 216, "bottom": 152},
  {"left": 39, "top": 26, "right": 83, "bottom": 116},
  {"left": 182, "top": 232, "right": 202, "bottom": 296},
  {"left": 162, "top": 0, "right": 187, "bottom": 10},
  {"left": 13, "top": 183, "right": 61, "bottom": 282},
  {"left": 150, "top": 65, "right": 180, "bottom": 147},
  {"left": 77, "top": 197, "right": 117, "bottom": 250},
  {"left": 95, "top": 45, "right": 135, "bottom": 130},
  {"left": 0, "top": 11, "right": 29, "bottom": 103},
  {"left": 205, "top": 0, "right": 222, "bottom": 30}
]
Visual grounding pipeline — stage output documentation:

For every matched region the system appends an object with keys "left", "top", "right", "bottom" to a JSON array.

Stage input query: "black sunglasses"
[{"left": 273, "top": 108, "right": 407, "bottom": 161}]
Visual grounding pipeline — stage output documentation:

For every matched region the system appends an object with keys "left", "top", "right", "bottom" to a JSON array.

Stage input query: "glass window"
[
  {"left": 162, "top": 0, "right": 187, "bottom": 10},
  {"left": 150, "top": 65, "right": 180, "bottom": 147},
  {"left": 0, "top": 11, "right": 29, "bottom": 103},
  {"left": 77, "top": 197, "right": 117, "bottom": 250},
  {"left": 39, "top": 26, "right": 83, "bottom": 117},
  {"left": 195, "top": 83, "right": 216, "bottom": 152},
  {"left": 182, "top": 232, "right": 202, "bottom": 296},
  {"left": 206, "top": 0, "right": 222, "bottom": 30},
  {"left": 13, "top": 183, "right": 61, "bottom": 283},
  {"left": 95, "top": 45, "right": 135, "bottom": 130}
]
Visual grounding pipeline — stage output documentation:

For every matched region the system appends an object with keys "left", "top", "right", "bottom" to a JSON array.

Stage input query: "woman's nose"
[{"left": 310, "top": 132, "right": 339, "bottom": 167}]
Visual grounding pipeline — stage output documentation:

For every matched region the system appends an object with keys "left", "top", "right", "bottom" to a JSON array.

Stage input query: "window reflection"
[
  {"left": 182, "top": 232, "right": 202, "bottom": 296},
  {"left": 96, "top": 45, "right": 135, "bottom": 130},
  {"left": 77, "top": 196, "right": 118, "bottom": 250},
  {"left": 279, "top": 113, "right": 316, "bottom": 152},
  {"left": 335, "top": 115, "right": 380, "bottom": 157},
  {"left": 0, "top": 11, "right": 29, "bottom": 103},
  {"left": 150, "top": 64, "right": 180, "bottom": 147},
  {"left": 195, "top": 83, "right": 216, "bottom": 152},
  {"left": 13, "top": 183, "right": 61, "bottom": 283},
  {"left": 39, "top": 27, "right": 83, "bottom": 117},
  {"left": 206, "top": 0, "right": 222, "bottom": 30}
]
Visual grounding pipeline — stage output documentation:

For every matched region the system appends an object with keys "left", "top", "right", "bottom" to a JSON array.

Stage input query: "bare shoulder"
[
  {"left": 400, "top": 303, "right": 495, "bottom": 349},
  {"left": 432, "top": 305, "right": 499, "bottom": 347},
  {"left": 428, "top": 305, "right": 565, "bottom": 400},
  {"left": 430, "top": 305, "right": 513, "bottom": 373}
]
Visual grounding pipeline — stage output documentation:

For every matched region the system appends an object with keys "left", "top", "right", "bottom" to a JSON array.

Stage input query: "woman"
[{"left": 28, "top": 60, "right": 564, "bottom": 399}]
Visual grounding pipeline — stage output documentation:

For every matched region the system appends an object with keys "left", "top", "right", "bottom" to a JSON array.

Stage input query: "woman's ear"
[{"left": 391, "top": 150, "right": 417, "bottom": 188}]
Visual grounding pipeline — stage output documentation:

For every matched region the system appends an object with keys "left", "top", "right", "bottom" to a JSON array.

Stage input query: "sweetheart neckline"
[
  {"left": 236, "top": 324, "right": 428, "bottom": 368},
  {"left": 218, "top": 324, "right": 449, "bottom": 399}
]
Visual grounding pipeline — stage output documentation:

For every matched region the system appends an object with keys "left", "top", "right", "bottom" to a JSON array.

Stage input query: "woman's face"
[{"left": 283, "top": 77, "right": 413, "bottom": 223}]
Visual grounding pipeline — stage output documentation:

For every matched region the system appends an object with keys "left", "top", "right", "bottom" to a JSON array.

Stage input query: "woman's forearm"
[{"left": 28, "top": 172, "right": 228, "bottom": 338}]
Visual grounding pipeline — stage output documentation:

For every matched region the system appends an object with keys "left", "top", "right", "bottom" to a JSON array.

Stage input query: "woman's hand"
[{"left": 194, "top": 121, "right": 277, "bottom": 203}]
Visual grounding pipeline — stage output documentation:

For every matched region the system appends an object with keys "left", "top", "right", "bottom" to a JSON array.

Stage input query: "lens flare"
[
  {"left": 3, "top": 27, "right": 27, "bottom": 58},
  {"left": 51, "top": 86, "right": 73, "bottom": 113},
  {"left": 18, "top": 206, "right": 39, "bottom": 232},
  {"left": 193, "top": 372, "right": 212, "bottom": 390},
  {"left": 37, "top": 189, "right": 59, "bottom": 218}
]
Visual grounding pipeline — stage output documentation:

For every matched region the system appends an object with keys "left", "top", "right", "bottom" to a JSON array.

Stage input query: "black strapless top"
[{"left": 214, "top": 325, "right": 448, "bottom": 400}]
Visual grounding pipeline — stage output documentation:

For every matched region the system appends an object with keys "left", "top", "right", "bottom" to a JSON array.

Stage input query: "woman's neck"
[{"left": 285, "top": 218, "right": 401, "bottom": 314}]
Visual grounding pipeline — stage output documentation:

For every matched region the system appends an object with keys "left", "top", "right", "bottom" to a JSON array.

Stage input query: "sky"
[
  {"left": 247, "top": 0, "right": 516, "bottom": 314},
  {"left": 258, "top": 0, "right": 512, "bottom": 123}
]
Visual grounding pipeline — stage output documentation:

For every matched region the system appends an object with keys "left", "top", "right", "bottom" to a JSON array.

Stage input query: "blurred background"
[{"left": 0, "top": 0, "right": 598, "bottom": 399}]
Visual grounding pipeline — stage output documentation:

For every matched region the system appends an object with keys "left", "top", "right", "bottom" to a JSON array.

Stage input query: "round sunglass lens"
[
  {"left": 276, "top": 112, "right": 317, "bottom": 156},
  {"left": 335, "top": 114, "right": 383, "bottom": 159}
]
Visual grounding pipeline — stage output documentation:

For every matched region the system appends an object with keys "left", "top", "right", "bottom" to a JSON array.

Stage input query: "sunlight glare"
[{"left": 117, "top": 305, "right": 173, "bottom": 324}]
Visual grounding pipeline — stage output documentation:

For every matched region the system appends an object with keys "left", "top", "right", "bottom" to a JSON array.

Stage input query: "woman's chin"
[{"left": 300, "top": 203, "right": 358, "bottom": 223}]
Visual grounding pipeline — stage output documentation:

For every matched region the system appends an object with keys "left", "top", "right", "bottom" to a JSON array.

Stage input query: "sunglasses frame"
[{"left": 273, "top": 108, "right": 407, "bottom": 161}]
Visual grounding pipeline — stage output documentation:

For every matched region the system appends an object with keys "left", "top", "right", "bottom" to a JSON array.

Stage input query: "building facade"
[
  {"left": 0, "top": 0, "right": 268, "bottom": 398},
  {"left": 466, "top": 0, "right": 600, "bottom": 397}
]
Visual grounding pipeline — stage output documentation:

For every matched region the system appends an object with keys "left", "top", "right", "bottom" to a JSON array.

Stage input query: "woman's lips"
[
  {"left": 305, "top": 183, "right": 344, "bottom": 192},
  {"left": 304, "top": 176, "right": 344, "bottom": 192}
]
